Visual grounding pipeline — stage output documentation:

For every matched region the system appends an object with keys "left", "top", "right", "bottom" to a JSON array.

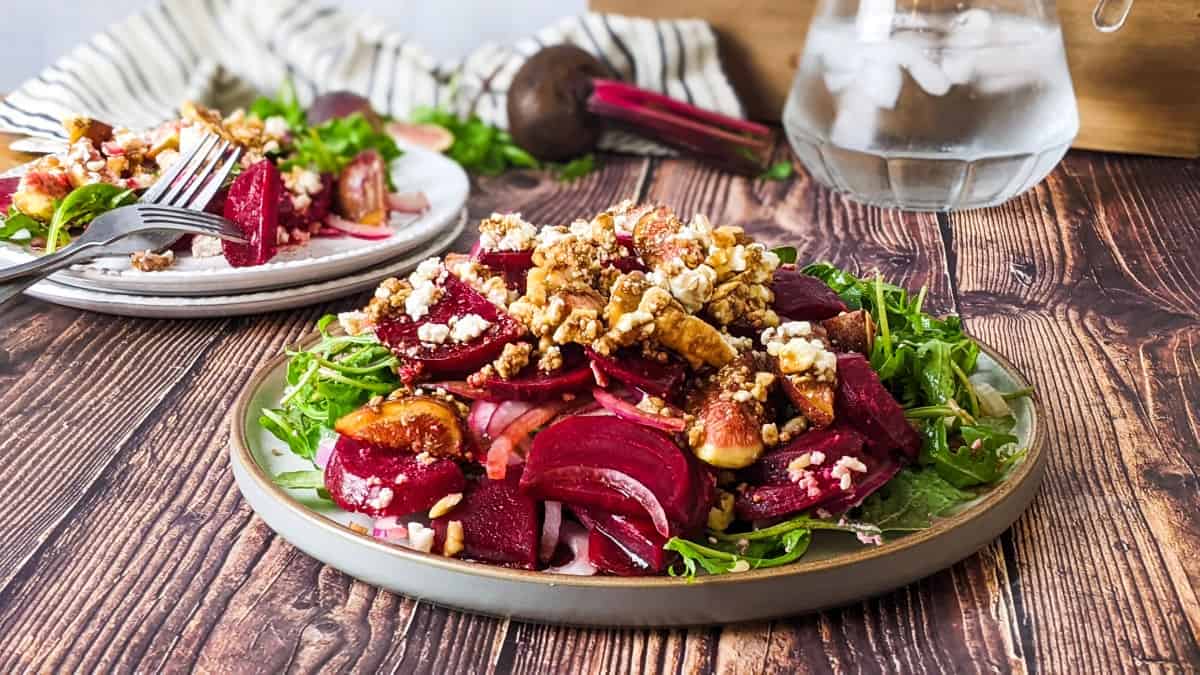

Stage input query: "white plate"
[
  {"left": 0, "top": 144, "right": 469, "bottom": 296},
  {"left": 230, "top": 341, "right": 1045, "bottom": 627},
  {"left": 21, "top": 209, "right": 465, "bottom": 318}
]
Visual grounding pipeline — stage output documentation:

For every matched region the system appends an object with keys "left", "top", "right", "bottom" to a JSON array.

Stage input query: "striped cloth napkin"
[{"left": 0, "top": 0, "right": 745, "bottom": 155}]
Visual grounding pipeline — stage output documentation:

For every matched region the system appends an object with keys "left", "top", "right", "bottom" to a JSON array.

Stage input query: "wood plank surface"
[{"left": 0, "top": 139, "right": 1198, "bottom": 674}]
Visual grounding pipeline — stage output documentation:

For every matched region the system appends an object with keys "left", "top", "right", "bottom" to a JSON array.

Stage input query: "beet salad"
[{"left": 264, "top": 202, "right": 1031, "bottom": 577}]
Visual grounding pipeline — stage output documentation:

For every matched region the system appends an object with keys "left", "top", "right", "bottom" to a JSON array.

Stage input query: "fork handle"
[
  {"left": 0, "top": 242, "right": 106, "bottom": 283},
  {"left": 0, "top": 271, "right": 50, "bottom": 311}
]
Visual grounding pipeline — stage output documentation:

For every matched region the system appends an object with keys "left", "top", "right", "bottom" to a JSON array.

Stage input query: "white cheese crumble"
[
  {"left": 264, "top": 115, "right": 290, "bottom": 138},
  {"left": 337, "top": 310, "right": 372, "bottom": 336},
  {"left": 417, "top": 322, "right": 450, "bottom": 345},
  {"left": 479, "top": 213, "right": 538, "bottom": 251},
  {"left": 762, "top": 322, "right": 837, "bottom": 381},
  {"left": 410, "top": 258, "right": 446, "bottom": 286},
  {"left": 407, "top": 522, "right": 436, "bottom": 553},
  {"left": 405, "top": 283, "right": 440, "bottom": 321},
  {"left": 667, "top": 264, "right": 717, "bottom": 313},
  {"left": 449, "top": 313, "right": 491, "bottom": 343},
  {"left": 190, "top": 234, "right": 223, "bottom": 258},
  {"left": 366, "top": 487, "right": 394, "bottom": 510},
  {"left": 831, "top": 456, "right": 868, "bottom": 491}
]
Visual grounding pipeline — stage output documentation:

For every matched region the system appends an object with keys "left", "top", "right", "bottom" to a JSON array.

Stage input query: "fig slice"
[
  {"left": 324, "top": 435, "right": 466, "bottom": 518},
  {"left": 584, "top": 347, "right": 686, "bottom": 399},
  {"left": 334, "top": 396, "right": 465, "bottom": 458},
  {"left": 739, "top": 425, "right": 867, "bottom": 486},
  {"left": 222, "top": 159, "right": 281, "bottom": 267},
  {"left": 337, "top": 149, "right": 388, "bottom": 225},
  {"left": 771, "top": 265, "right": 848, "bottom": 321},
  {"left": 376, "top": 275, "right": 525, "bottom": 381},
  {"left": 777, "top": 369, "right": 836, "bottom": 429},
  {"left": 432, "top": 468, "right": 541, "bottom": 569},
  {"left": 521, "top": 416, "right": 696, "bottom": 530},
  {"left": 574, "top": 507, "right": 672, "bottom": 575},
  {"left": 835, "top": 353, "right": 921, "bottom": 458}
]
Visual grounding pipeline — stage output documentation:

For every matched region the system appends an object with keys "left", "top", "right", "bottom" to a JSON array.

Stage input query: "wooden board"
[
  {"left": 591, "top": 0, "right": 1200, "bottom": 157},
  {"left": 0, "top": 142, "right": 1198, "bottom": 672}
]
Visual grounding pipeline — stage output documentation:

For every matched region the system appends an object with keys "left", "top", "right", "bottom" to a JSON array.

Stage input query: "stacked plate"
[{"left": 0, "top": 145, "right": 469, "bottom": 318}]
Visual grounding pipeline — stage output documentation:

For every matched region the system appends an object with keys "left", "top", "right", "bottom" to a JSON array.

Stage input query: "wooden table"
[{"left": 1, "top": 138, "right": 1198, "bottom": 674}]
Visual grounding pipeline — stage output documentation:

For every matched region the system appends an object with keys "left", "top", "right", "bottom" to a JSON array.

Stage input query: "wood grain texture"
[{"left": 0, "top": 143, "right": 1197, "bottom": 674}]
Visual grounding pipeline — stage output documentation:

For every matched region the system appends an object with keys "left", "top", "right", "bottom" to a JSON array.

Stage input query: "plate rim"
[{"left": 229, "top": 332, "right": 1044, "bottom": 590}]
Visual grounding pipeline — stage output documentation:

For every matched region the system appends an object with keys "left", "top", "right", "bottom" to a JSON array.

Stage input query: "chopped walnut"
[
  {"left": 537, "top": 345, "right": 563, "bottom": 372},
  {"left": 491, "top": 342, "right": 533, "bottom": 379},
  {"left": 129, "top": 249, "right": 175, "bottom": 272},
  {"left": 443, "top": 520, "right": 465, "bottom": 557},
  {"left": 479, "top": 212, "right": 538, "bottom": 251}
]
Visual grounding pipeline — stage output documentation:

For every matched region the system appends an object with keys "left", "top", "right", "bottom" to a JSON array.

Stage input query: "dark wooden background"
[{"left": 1, "top": 136, "right": 1198, "bottom": 674}]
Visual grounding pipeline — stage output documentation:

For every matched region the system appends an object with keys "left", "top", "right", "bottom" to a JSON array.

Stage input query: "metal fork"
[{"left": 0, "top": 133, "right": 244, "bottom": 303}]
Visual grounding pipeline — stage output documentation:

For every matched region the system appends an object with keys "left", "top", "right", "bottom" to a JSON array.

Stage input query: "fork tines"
[{"left": 140, "top": 132, "right": 242, "bottom": 211}]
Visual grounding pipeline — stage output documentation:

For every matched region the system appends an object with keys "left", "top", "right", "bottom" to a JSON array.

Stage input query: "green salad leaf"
[
  {"left": 549, "top": 154, "right": 599, "bottom": 182},
  {"left": 856, "top": 467, "right": 974, "bottom": 531},
  {"left": 760, "top": 161, "right": 794, "bottom": 181},
  {"left": 280, "top": 113, "right": 403, "bottom": 188},
  {"left": 249, "top": 78, "right": 306, "bottom": 132},
  {"left": 261, "top": 314, "right": 400, "bottom": 462},
  {"left": 0, "top": 207, "right": 47, "bottom": 244},
  {"left": 273, "top": 470, "right": 327, "bottom": 489},
  {"left": 44, "top": 183, "right": 137, "bottom": 253},
  {"left": 770, "top": 245, "right": 798, "bottom": 264},
  {"left": 410, "top": 106, "right": 541, "bottom": 176}
]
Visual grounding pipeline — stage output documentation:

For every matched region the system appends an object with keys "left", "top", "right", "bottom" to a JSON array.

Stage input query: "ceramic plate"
[
  {"left": 229, "top": 338, "right": 1044, "bottom": 627},
  {"left": 22, "top": 210, "right": 465, "bottom": 318},
  {"left": 0, "top": 143, "right": 469, "bottom": 296}
]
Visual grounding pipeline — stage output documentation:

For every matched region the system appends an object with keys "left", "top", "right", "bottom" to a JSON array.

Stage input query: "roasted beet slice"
[
  {"left": 585, "top": 347, "right": 686, "bottom": 399},
  {"left": 376, "top": 275, "right": 525, "bottom": 382},
  {"left": 609, "top": 255, "right": 647, "bottom": 273},
  {"left": 0, "top": 176, "right": 20, "bottom": 213},
  {"left": 475, "top": 248, "right": 534, "bottom": 291},
  {"left": 281, "top": 173, "right": 334, "bottom": 232},
  {"left": 222, "top": 159, "right": 281, "bottom": 267},
  {"left": 819, "top": 455, "right": 903, "bottom": 514},
  {"left": 734, "top": 447, "right": 875, "bottom": 521},
  {"left": 337, "top": 149, "right": 388, "bottom": 224},
  {"left": 835, "top": 353, "right": 921, "bottom": 458},
  {"left": 575, "top": 507, "right": 672, "bottom": 575},
  {"left": 324, "top": 436, "right": 466, "bottom": 518},
  {"left": 433, "top": 468, "right": 540, "bottom": 569},
  {"left": 741, "top": 425, "right": 867, "bottom": 486},
  {"left": 521, "top": 416, "right": 696, "bottom": 533},
  {"left": 772, "top": 265, "right": 848, "bottom": 321},
  {"left": 485, "top": 362, "right": 593, "bottom": 402}
]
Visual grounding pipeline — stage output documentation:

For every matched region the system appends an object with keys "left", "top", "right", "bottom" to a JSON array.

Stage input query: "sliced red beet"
[
  {"left": 735, "top": 446, "right": 885, "bottom": 520},
  {"left": 432, "top": 468, "right": 540, "bottom": 569},
  {"left": 683, "top": 458, "right": 718, "bottom": 536},
  {"left": 835, "top": 353, "right": 921, "bottom": 458},
  {"left": 473, "top": 248, "right": 533, "bottom": 292},
  {"left": 485, "top": 350, "right": 592, "bottom": 402},
  {"left": 324, "top": 435, "right": 465, "bottom": 518},
  {"left": 222, "top": 160, "right": 281, "bottom": 267},
  {"left": 521, "top": 416, "right": 696, "bottom": 531},
  {"left": 819, "top": 455, "right": 903, "bottom": 515},
  {"left": 281, "top": 173, "right": 333, "bottom": 232},
  {"left": 610, "top": 256, "right": 647, "bottom": 273},
  {"left": 585, "top": 348, "right": 686, "bottom": 399},
  {"left": 771, "top": 265, "right": 848, "bottom": 321},
  {"left": 575, "top": 507, "right": 672, "bottom": 575},
  {"left": 0, "top": 176, "right": 20, "bottom": 212},
  {"left": 740, "top": 425, "right": 867, "bottom": 486},
  {"left": 376, "top": 275, "right": 525, "bottom": 382}
]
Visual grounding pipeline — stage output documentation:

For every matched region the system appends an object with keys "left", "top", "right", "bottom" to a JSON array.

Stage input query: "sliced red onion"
[
  {"left": 536, "top": 465, "right": 672, "bottom": 538},
  {"left": 589, "top": 360, "right": 609, "bottom": 387},
  {"left": 485, "top": 400, "right": 574, "bottom": 479},
  {"left": 314, "top": 226, "right": 346, "bottom": 238},
  {"left": 468, "top": 400, "right": 499, "bottom": 447},
  {"left": 540, "top": 501, "right": 563, "bottom": 562},
  {"left": 371, "top": 516, "right": 409, "bottom": 542},
  {"left": 387, "top": 191, "right": 430, "bottom": 213},
  {"left": 325, "top": 214, "right": 393, "bottom": 240},
  {"left": 314, "top": 436, "right": 336, "bottom": 469},
  {"left": 547, "top": 522, "right": 598, "bottom": 576},
  {"left": 592, "top": 387, "right": 685, "bottom": 433},
  {"left": 485, "top": 400, "right": 536, "bottom": 439}
]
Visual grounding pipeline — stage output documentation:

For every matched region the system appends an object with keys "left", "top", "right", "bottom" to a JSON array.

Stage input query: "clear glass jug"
[{"left": 783, "top": 0, "right": 1130, "bottom": 211}]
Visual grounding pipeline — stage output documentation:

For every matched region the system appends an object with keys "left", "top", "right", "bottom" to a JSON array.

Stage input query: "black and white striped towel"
[{"left": 0, "top": 1, "right": 745, "bottom": 156}]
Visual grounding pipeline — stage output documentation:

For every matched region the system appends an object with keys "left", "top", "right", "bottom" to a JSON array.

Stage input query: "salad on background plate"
[
  {"left": 261, "top": 202, "right": 1031, "bottom": 578},
  {"left": 0, "top": 85, "right": 428, "bottom": 273}
]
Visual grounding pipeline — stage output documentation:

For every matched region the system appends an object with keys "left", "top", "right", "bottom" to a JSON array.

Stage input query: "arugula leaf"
[
  {"left": 0, "top": 207, "right": 46, "bottom": 243},
  {"left": 263, "top": 315, "right": 400, "bottom": 461},
  {"left": 760, "top": 161, "right": 794, "bottom": 181},
  {"left": 281, "top": 113, "right": 402, "bottom": 188},
  {"left": 856, "top": 467, "right": 975, "bottom": 531},
  {"left": 44, "top": 184, "right": 137, "bottom": 253},
  {"left": 410, "top": 107, "right": 544, "bottom": 175},
  {"left": 248, "top": 78, "right": 306, "bottom": 132},
  {"left": 549, "top": 154, "right": 598, "bottom": 182},
  {"left": 770, "top": 245, "right": 798, "bottom": 264},
  {"left": 273, "top": 470, "right": 326, "bottom": 489}
]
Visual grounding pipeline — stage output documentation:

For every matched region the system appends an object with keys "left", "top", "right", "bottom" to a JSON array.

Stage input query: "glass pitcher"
[{"left": 783, "top": 0, "right": 1132, "bottom": 211}]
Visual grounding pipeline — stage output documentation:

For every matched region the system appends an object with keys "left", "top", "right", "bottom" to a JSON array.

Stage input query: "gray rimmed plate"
[{"left": 229, "top": 339, "right": 1043, "bottom": 627}]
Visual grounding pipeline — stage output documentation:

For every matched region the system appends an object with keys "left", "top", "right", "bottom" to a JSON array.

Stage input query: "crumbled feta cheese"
[
  {"left": 264, "top": 115, "right": 289, "bottom": 138},
  {"left": 417, "top": 322, "right": 450, "bottom": 345},
  {"left": 407, "top": 522, "right": 436, "bottom": 553},
  {"left": 729, "top": 559, "right": 751, "bottom": 573},
  {"left": 449, "top": 313, "right": 491, "bottom": 343},
  {"left": 667, "top": 264, "right": 716, "bottom": 313},
  {"left": 190, "top": 234, "right": 223, "bottom": 258},
  {"left": 366, "top": 487, "right": 394, "bottom": 510},
  {"left": 428, "top": 492, "right": 464, "bottom": 518},
  {"left": 762, "top": 322, "right": 837, "bottom": 381},
  {"left": 410, "top": 258, "right": 446, "bottom": 286},
  {"left": 479, "top": 212, "right": 538, "bottom": 251},
  {"left": 831, "top": 456, "right": 868, "bottom": 491},
  {"left": 405, "top": 283, "right": 440, "bottom": 321}
]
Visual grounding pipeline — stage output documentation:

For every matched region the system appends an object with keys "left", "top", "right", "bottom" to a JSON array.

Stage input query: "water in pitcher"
[{"left": 783, "top": 9, "right": 1079, "bottom": 210}]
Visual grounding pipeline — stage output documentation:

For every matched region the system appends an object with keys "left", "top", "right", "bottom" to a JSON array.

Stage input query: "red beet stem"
[{"left": 590, "top": 79, "right": 771, "bottom": 137}]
